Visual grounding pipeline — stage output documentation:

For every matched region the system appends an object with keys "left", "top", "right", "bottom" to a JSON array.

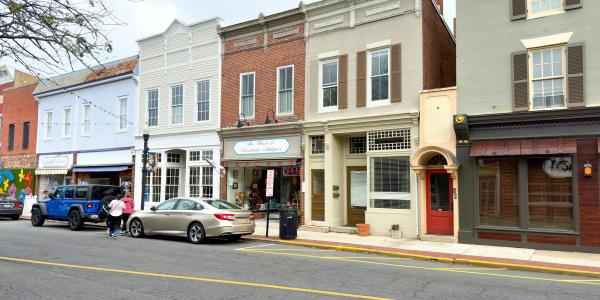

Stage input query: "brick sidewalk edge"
[{"left": 245, "top": 234, "right": 600, "bottom": 279}]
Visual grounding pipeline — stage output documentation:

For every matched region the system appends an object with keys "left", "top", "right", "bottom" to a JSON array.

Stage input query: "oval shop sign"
[{"left": 234, "top": 138, "right": 290, "bottom": 155}]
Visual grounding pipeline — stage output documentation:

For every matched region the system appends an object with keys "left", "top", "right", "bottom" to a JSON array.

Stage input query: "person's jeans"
[
  {"left": 121, "top": 214, "right": 131, "bottom": 232},
  {"left": 108, "top": 215, "right": 121, "bottom": 236}
]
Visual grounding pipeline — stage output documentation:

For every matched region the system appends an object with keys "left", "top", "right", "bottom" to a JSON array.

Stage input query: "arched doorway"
[{"left": 412, "top": 147, "right": 459, "bottom": 237}]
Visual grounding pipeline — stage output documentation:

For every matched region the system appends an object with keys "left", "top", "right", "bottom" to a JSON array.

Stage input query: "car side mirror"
[
  {"left": 150, "top": 206, "right": 157, "bottom": 212},
  {"left": 49, "top": 193, "right": 54, "bottom": 199}
]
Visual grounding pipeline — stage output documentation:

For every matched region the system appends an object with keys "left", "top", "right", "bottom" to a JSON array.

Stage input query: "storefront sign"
[
  {"left": 283, "top": 166, "right": 302, "bottom": 176},
  {"left": 39, "top": 155, "right": 72, "bottom": 169},
  {"left": 234, "top": 138, "right": 290, "bottom": 156},
  {"left": 266, "top": 169, "right": 275, "bottom": 197}
]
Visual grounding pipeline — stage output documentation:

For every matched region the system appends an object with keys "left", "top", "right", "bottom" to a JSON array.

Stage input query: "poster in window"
[{"left": 542, "top": 157, "right": 572, "bottom": 178}]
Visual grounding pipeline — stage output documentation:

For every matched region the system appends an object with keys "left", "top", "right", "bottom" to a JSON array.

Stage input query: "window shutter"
[
  {"left": 356, "top": 51, "right": 367, "bottom": 107},
  {"left": 565, "top": 0, "right": 582, "bottom": 10},
  {"left": 511, "top": 0, "right": 527, "bottom": 21},
  {"left": 567, "top": 44, "right": 584, "bottom": 107},
  {"left": 390, "top": 43, "right": 402, "bottom": 103},
  {"left": 338, "top": 55, "right": 348, "bottom": 109},
  {"left": 512, "top": 51, "right": 529, "bottom": 111}
]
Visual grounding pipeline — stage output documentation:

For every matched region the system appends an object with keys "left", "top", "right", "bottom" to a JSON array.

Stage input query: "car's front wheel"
[
  {"left": 187, "top": 222, "right": 205, "bottom": 244},
  {"left": 68, "top": 210, "right": 84, "bottom": 231},
  {"left": 129, "top": 218, "right": 144, "bottom": 238},
  {"left": 31, "top": 208, "right": 45, "bottom": 227}
]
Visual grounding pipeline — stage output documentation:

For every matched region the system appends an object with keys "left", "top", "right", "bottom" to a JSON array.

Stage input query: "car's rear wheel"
[
  {"left": 10, "top": 215, "right": 20, "bottom": 220},
  {"left": 129, "top": 218, "right": 144, "bottom": 238},
  {"left": 187, "top": 222, "right": 205, "bottom": 244},
  {"left": 31, "top": 208, "right": 45, "bottom": 227},
  {"left": 68, "top": 210, "right": 84, "bottom": 231}
]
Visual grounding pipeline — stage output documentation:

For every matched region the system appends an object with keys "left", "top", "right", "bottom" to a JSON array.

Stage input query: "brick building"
[{"left": 218, "top": 7, "right": 306, "bottom": 215}]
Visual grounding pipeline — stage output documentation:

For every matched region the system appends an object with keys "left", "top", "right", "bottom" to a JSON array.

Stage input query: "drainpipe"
[
  {"left": 415, "top": 172, "right": 420, "bottom": 239},
  {"left": 415, "top": 0, "right": 422, "bottom": 18}
]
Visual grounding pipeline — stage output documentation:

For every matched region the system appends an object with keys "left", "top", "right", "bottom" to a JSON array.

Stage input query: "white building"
[{"left": 134, "top": 18, "right": 222, "bottom": 210}]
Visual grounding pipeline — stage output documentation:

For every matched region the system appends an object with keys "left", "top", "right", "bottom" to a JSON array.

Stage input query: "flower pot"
[
  {"left": 356, "top": 223, "right": 370, "bottom": 236},
  {"left": 390, "top": 230, "right": 402, "bottom": 239}
]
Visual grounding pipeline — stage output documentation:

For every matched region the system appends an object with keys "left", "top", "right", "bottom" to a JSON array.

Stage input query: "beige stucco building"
[{"left": 302, "top": 0, "right": 455, "bottom": 237}]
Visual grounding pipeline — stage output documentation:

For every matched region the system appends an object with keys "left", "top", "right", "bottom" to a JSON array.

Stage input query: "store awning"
[
  {"left": 72, "top": 165, "right": 129, "bottom": 173},
  {"left": 222, "top": 159, "right": 298, "bottom": 168},
  {"left": 35, "top": 169, "right": 69, "bottom": 175},
  {"left": 470, "top": 138, "right": 577, "bottom": 157}
]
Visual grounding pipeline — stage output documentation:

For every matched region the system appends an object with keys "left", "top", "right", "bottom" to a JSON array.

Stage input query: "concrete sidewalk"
[{"left": 251, "top": 223, "right": 600, "bottom": 278}]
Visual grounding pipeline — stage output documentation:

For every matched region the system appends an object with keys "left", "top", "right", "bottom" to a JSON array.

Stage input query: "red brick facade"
[
  {"left": 0, "top": 83, "right": 38, "bottom": 169},
  {"left": 422, "top": 0, "right": 456, "bottom": 89},
  {"left": 221, "top": 22, "right": 305, "bottom": 128}
]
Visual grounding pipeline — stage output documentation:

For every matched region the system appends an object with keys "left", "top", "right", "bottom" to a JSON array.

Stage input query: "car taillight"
[
  {"left": 250, "top": 213, "right": 255, "bottom": 220},
  {"left": 15, "top": 202, "right": 23, "bottom": 208},
  {"left": 214, "top": 213, "right": 235, "bottom": 221},
  {"left": 87, "top": 202, "right": 93, "bottom": 208}
]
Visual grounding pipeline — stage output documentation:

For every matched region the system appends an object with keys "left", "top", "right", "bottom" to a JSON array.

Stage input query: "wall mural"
[{"left": 0, "top": 169, "right": 35, "bottom": 203}]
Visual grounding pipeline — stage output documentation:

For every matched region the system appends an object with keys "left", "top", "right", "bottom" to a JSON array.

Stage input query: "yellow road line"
[
  {"left": 0, "top": 256, "right": 390, "bottom": 300},
  {"left": 278, "top": 240, "right": 600, "bottom": 279},
  {"left": 238, "top": 249, "right": 600, "bottom": 286},
  {"left": 320, "top": 257, "right": 409, "bottom": 260},
  {"left": 242, "top": 248, "right": 336, "bottom": 252}
]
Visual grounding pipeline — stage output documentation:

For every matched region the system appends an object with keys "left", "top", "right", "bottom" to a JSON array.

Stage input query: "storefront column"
[
  {"left": 324, "top": 133, "right": 345, "bottom": 226},
  {"left": 413, "top": 167, "right": 427, "bottom": 238}
]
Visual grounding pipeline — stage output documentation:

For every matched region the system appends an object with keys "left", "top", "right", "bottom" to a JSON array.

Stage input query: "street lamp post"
[{"left": 140, "top": 133, "right": 150, "bottom": 210}]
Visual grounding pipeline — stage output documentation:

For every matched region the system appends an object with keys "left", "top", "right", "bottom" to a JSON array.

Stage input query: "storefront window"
[
  {"left": 370, "top": 156, "right": 411, "bottom": 209},
  {"left": 189, "top": 167, "right": 201, "bottom": 197},
  {"left": 528, "top": 157, "right": 573, "bottom": 231},
  {"left": 150, "top": 168, "right": 161, "bottom": 202},
  {"left": 202, "top": 166, "right": 213, "bottom": 198},
  {"left": 478, "top": 158, "right": 519, "bottom": 227},
  {"left": 165, "top": 168, "right": 179, "bottom": 200}
]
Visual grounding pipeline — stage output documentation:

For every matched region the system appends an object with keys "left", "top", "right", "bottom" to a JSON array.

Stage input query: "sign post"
[{"left": 265, "top": 169, "right": 274, "bottom": 237}]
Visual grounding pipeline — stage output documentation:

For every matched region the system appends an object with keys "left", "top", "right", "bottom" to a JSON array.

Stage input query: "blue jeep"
[{"left": 31, "top": 185, "right": 121, "bottom": 231}]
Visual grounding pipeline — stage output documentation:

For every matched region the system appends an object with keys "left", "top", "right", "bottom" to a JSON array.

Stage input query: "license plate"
[
  {"left": 2, "top": 204, "right": 12, "bottom": 208},
  {"left": 237, "top": 219, "right": 250, "bottom": 224}
]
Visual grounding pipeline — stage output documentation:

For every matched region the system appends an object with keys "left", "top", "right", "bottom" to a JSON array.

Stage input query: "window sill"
[
  {"left": 367, "top": 99, "right": 391, "bottom": 108},
  {"left": 527, "top": 9, "right": 565, "bottom": 20},
  {"left": 276, "top": 113, "right": 294, "bottom": 118},
  {"left": 475, "top": 225, "right": 578, "bottom": 235},
  {"left": 530, "top": 106, "right": 567, "bottom": 112},
  {"left": 366, "top": 208, "right": 413, "bottom": 214},
  {"left": 318, "top": 106, "right": 338, "bottom": 114}
]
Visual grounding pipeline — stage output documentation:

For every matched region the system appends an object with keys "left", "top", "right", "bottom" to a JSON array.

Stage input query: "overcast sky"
[{"left": 2, "top": 0, "right": 456, "bottom": 76}]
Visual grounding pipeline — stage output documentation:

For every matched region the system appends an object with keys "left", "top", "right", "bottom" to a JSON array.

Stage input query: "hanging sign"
[
  {"left": 146, "top": 152, "right": 158, "bottom": 174},
  {"left": 283, "top": 166, "right": 302, "bottom": 176},
  {"left": 266, "top": 169, "right": 275, "bottom": 197},
  {"left": 234, "top": 138, "right": 290, "bottom": 155}
]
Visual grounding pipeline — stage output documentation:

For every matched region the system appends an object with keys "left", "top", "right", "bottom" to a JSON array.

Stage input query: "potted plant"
[
  {"left": 390, "top": 224, "right": 401, "bottom": 239},
  {"left": 356, "top": 223, "right": 370, "bottom": 236}
]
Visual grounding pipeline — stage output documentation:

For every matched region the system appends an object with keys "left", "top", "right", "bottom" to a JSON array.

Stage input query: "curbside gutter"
[{"left": 247, "top": 236, "right": 600, "bottom": 279}]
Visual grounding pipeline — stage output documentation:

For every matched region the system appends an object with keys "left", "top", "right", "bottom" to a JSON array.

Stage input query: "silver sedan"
[{"left": 127, "top": 198, "right": 254, "bottom": 244}]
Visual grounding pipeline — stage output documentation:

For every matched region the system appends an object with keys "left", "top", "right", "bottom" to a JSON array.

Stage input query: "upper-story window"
[
  {"left": 117, "top": 97, "right": 128, "bottom": 131},
  {"left": 196, "top": 80, "right": 210, "bottom": 122},
  {"left": 368, "top": 48, "right": 390, "bottom": 105},
  {"left": 22, "top": 121, "right": 30, "bottom": 150},
  {"left": 81, "top": 104, "right": 91, "bottom": 135},
  {"left": 240, "top": 73, "right": 255, "bottom": 119},
  {"left": 311, "top": 135, "right": 325, "bottom": 155},
  {"left": 530, "top": 46, "right": 565, "bottom": 110},
  {"left": 45, "top": 111, "right": 53, "bottom": 140},
  {"left": 320, "top": 59, "right": 338, "bottom": 111},
  {"left": 277, "top": 66, "right": 294, "bottom": 115},
  {"left": 528, "top": 0, "right": 563, "bottom": 18},
  {"left": 171, "top": 84, "right": 184, "bottom": 125},
  {"left": 147, "top": 89, "right": 159, "bottom": 127},
  {"left": 8, "top": 123, "right": 15, "bottom": 151},
  {"left": 63, "top": 107, "right": 71, "bottom": 138}
]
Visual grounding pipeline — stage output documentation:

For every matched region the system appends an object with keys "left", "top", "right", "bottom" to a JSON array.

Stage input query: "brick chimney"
[{"left": 433, "top": 0, "right": 443, "bottom": 14}]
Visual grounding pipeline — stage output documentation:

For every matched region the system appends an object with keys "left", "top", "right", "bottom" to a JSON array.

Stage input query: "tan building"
[{"left": 302, "top": 0, "right": 455, "bottom": 237}]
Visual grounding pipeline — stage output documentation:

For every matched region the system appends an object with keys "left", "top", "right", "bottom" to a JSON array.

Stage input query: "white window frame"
[
  {"left": 81, "top": 104, "right": 91, "bottom": 136},
  {"left": 276, "top": 65, "right": 294, "bottom": 116},
  {"left": 45, "top": 110, "right": 53, "bottom": 140},
  {"left": 528, "top": 45, "right": 567, "bottom": 111},
  {"left": 62, "top": 107, "right": 71, "bottom": 138},
  {"left": 195, "top": 79, "right": 211, "bottom": 123},
  {"left": 367, "top": 47, "right": 391, "bottom": 107},
  {"left": 116, "top": 96, "right": 128, "bottom": 132},
  {"left": 368, "top": 154, "right": 412, "bottom": 211},
  {"left": 527, "top": 0, "right": 565, "bottom": 19},
  {"left": 146, "top": 88, "right": 159, "bottom": 128},
  {"left": 169, "top": 83, "right": 185, "bottom": 126},
  {"left": 318, "top": 58, "right": 339, "bottom": 113},
  {"left": 239, "top": 72, "right": 255, "bottom": 119}
]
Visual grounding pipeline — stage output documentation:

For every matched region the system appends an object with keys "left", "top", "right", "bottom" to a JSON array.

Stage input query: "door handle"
[{"left": 164, "top": 213, "right": 171, "bottom": 216}]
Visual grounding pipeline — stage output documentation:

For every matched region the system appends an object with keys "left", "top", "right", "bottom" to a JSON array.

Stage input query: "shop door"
[
  {"left": 426, "top": 170, "right": 453, "bottom": 235},
  {"left": 347, "top": 167, "right": 366, "bottom": 225},
  {"left": 311, "top": 170, "right": 325, "bottom": 221}
]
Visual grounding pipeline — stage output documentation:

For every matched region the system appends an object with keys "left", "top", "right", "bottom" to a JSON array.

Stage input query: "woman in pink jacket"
[{"left": 120, "top": 191, "right": 135, "bottom": 235}]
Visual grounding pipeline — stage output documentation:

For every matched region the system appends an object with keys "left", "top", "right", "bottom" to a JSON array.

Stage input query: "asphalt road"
[{"left": 1, "top": 218, "right": 599, "bottom": 300}]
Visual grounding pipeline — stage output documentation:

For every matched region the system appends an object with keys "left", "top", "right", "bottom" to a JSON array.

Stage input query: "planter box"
[{"left": 390, "top": 230, "right": 402, "bottom": 239}]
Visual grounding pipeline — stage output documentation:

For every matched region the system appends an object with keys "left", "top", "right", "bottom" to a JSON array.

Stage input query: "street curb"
[{"left": 247, "top": 237, "right": 600, "bottom": 279}]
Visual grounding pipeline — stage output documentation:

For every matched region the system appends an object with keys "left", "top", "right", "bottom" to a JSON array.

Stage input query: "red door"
[{"left": 426, "top": 170, "right": 453, "bottom": 235}]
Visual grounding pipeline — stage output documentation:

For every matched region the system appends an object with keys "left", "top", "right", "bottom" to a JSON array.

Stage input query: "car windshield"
[{"left": 205, "top": 200, "right": 241, "bottom": 210}]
